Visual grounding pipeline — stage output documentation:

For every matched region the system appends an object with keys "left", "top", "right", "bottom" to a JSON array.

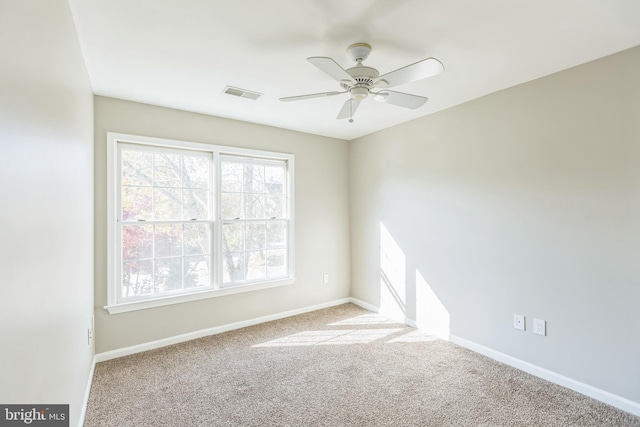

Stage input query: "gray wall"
[
  {"left": 94, "top": 96, "right": 350, "bottom": 353},
  {"left": 0, "top": 1, "right": 95, "bottom": 425},
  {"left": 349, "top": 46, "right": 640, "bottom": 403}
]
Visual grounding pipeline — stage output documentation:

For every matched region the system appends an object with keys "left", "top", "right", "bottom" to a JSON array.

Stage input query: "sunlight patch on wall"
[
  {"left": 415, "top": 270, "right": 450, "bottom": 339},
  {"left": 380, "top": 222, "right": 406, "bottom": 320}
]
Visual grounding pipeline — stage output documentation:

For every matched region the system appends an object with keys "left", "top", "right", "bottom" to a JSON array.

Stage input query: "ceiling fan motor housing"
[{"left": 345, "top": 65, "right": 380, "bottom": 100}]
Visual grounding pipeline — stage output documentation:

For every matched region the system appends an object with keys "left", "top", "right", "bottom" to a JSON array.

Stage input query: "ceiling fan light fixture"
[{"left": 351, "top": 87, "right": 369, "bottom": 101}]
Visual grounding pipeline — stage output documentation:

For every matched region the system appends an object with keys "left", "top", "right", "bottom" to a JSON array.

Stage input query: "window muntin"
[{"left": 107, "top": 133, "right": 294, "bottom": 313}]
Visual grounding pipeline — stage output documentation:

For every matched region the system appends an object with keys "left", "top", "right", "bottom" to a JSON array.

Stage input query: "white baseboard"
[
  {"left": 448, "top": 335, "right": 640, "bottom": 418},
  {"left": 348, "top": 297, "right": 379, "bottom": 313},
  {"left": 78, "top": 354, "right": 96, "bottom": 427},
  {"left": 95, "top": 298, "right": 352, "bottom": 363}
]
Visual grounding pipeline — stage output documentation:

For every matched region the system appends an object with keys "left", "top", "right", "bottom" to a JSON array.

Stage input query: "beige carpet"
[{"left": 84, "top": 303, "right": 640, "bottom": 426}]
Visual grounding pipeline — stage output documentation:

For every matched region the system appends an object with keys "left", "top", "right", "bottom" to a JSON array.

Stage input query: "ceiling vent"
[{"left": 223, "top": 86, "right": 262, "bottom": 100}]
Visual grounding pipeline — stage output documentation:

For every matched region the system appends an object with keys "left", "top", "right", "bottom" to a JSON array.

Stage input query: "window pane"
[
  {"left": 244, "top": 164, "right": 265, "bottom": 193},
  {"left": 223, "top": 252, "right": 245, "bottom": 283},
  {"left": 182, "top": 156, "right": 209, "bottom": 189},
  {"left": 245, "top": 222, "right": 265, "bottom": 251},
  {"left": 122, "top": 186, "right": 152, "bottom": 221},
  {"left": 122, "top": 259, "right": 153, "bottom": 297},
  {"left": 154, "top": 153, "right": 182, "bottom": 187},
  {"left": 222, "top": 223, "right": 244, "bottom": 252},
  {"left": 154, "top": 188, "right": 182, "bottom": 220},
  {"left": 246, "top": 251, "right": 266, "bottom": 280},
  {"left": 154, "top": 257, "right": 182, "bottom": 293},
  {"left": 244, "top": 193, "right": 264, "bottom": 219},
  {"left": 122, "top": 150, "right": 152, "bottom": 186},
  {"left": 183, "top": 189, "right": 209, "bottom": 220},
  {"left": 122, "top": 224, "right": 153, "bottom": 260},
  {"left": 155, "top": 224, "right": 183, "bottom": 258},
  {"left": 184, "top": 256, "right": 209, "bottom": 288},
  {"left": 264, "top": 194, "right": 284, "bottom": 218},
  {"left": 266, "top": 249, "right": 286, "bottom": 278},
  {"left": 184, "top": 223, "right": 210, "bottom": 255},
  {"left": 221, "top": 193, "right": 242, "bottom": 219},
  {"left": 265, "top": 165, "right": 285, "bottom": 194},
  {"left": 221, "top": 162, "right": 243, "bottom": 192},
  {"left": 266, "top": 221, "right": 286, "bottom": 249}
]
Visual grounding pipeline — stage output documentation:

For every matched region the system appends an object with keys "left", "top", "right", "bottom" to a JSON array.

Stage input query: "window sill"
[{"left": 104, "top": 277, "right": 296, "bottom": 314}]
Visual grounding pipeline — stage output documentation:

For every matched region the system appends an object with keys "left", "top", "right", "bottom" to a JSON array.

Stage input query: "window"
[{"left": 106, "top": 133, "right": 294, "bottom": 314}]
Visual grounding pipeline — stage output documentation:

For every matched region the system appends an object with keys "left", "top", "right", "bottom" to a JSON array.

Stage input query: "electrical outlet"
[
  {"left": 323, "top": 274, "right": 329, "bottom": 284},
  {"left": 534, "top": 318, "right": 546, "bottom": 336},
  {"left": 514, "top": 314, "right": 525, "bottom": 331},
  {"left": 88, "top": 316, "right": 95, "bottom": 345}
]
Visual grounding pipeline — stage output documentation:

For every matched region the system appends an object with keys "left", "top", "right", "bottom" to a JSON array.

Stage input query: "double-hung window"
[{"left": 106, "top": 133, "right": 294, "bottom": 314}]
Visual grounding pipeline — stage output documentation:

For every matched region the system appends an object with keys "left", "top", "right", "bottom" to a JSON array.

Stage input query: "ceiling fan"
[{"left": 280, "top": 43, "right": 444, "bottom": 122}]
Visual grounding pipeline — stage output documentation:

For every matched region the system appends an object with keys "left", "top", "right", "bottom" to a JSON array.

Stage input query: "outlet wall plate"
[
  {"left": 534, "top": 318, "right": 546, "bottom": 336},
  {"left": 514, "top": 314, "right": 525, "bottom": 331}
]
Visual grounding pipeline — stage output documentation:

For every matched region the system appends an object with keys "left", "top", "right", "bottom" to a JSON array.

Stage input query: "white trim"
[
  {"left": 108, "top": 132, "right": 291, "bottom": 162},
  {"left": 78, "top": 355, "right": 96, "bottom": 427},
  {"left": 348, "top": 297, "right": 640, "bottom": 418},
  {"left": 348, "top": 297, "right": 379, "bottom": 313},
  {"left": 96, "top": 298, "right": 351, "bottom": 362},
  {"left": 106, "top": 135, "right": 116, "bottom": 308},
  {"left": 448, "top": 335, "right": 640, "bottom": 418},
  {"left": 104, "top": 277, "right": 295, "bottom": 314}
]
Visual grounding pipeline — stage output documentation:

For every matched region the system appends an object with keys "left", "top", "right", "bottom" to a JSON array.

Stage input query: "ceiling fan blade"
[
  {"left": 374, "top": 58, "right": 444, "bottom": 88},
  {"left": 375, "top": 90, "right": 428, "bottom": 109},
  {"left": 308, "top": 57, "right": 355, "bottom": 83},
  {"left": 280, "top": 91, "right": 344, "bottom": 102},
  {"left": 337, "top": 99, "right": 361, "bottom": 120}
]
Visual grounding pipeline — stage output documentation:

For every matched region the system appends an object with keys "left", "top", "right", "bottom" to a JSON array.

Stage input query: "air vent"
[{"left": 223, "top": 86, "right": 263, "bottom": 100}]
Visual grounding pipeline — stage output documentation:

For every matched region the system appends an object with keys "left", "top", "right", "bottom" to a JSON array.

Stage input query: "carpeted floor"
[{"left": 84, "top": 303, "right": 640, "bottom": 426}]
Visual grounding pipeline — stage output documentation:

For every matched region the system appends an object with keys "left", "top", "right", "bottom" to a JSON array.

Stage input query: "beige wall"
[
  {"left": 0, "top": 1, "right": 95, "bottom": 425},
  {"left": 94, "top": 96, "right": 350, "bottom": 353},
  {"left": 350, "top": 46, "right": 640, "bottom": 403}
]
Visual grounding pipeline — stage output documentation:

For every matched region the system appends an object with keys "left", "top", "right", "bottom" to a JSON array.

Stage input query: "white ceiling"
[{"left": 68, "top": 0, "right": 640, "bottom": 141}]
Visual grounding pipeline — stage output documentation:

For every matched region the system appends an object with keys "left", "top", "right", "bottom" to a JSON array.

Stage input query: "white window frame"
[{"left": 105, "top": 132, "right": 295, "bottom": 314}]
